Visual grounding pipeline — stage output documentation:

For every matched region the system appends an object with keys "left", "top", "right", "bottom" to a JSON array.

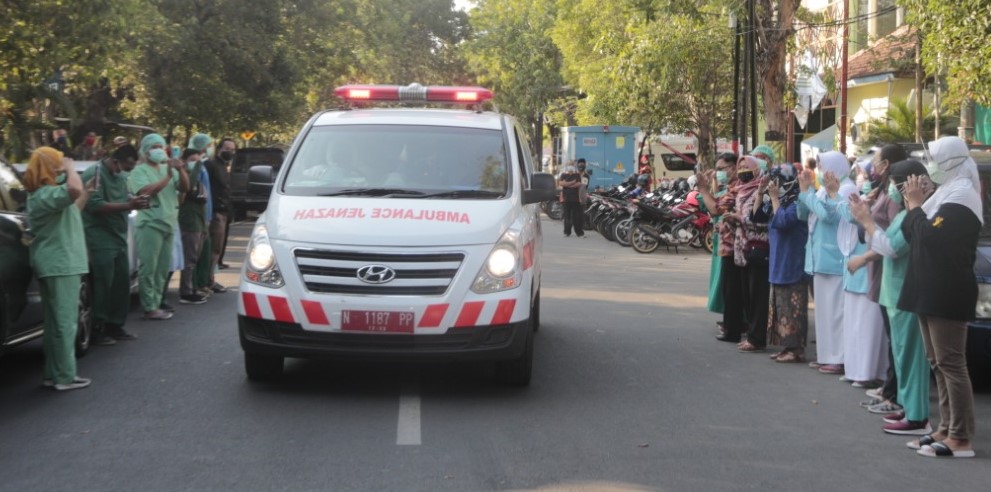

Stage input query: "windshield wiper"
[
  {"left": 416, "top": 190, "right": 505, "bottom": 199},
  {"left": 318, "top": 188, "right": 426, "bottom": 197}
]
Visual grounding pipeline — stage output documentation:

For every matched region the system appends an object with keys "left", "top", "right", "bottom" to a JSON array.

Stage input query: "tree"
[
  {"left": 750, "top": 0, "right": 802, "bottom": 140},
  {"left": 859, "top": 98, "right": 957, "bottom": 146},
  {"left": 899, "top": 0, "right": 991, "bottom": 107},
  {"left": 465, "top": 0, "right": 565, "bottom": 154},
  {"left": 552, "top": 1, "right": 734, "bottom": 165}
]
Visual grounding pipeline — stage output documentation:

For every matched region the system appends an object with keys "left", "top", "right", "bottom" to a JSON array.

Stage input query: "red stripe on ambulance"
[
  {"left": 301, "top": 300, "right": 330, "bottom": 325},
  {"left": 454, "top": 301, "right": 485, "bottom": 328},
  {"left": 268, "top": 296, "right": 296, "bottom": 323},
  {"left": 242, "top": 292, "right": 263, "bottom": 319},
  {"left": 418, "top": 303, "right": 449, "bottom": 328},
  {"left": 490, "top": 299, "right": 516, "bottom": 325}
]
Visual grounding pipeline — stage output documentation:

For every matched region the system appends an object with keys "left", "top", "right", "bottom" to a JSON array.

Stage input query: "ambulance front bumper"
[{"left": 238, "top": 315, "right": 530, "bottom": 362}]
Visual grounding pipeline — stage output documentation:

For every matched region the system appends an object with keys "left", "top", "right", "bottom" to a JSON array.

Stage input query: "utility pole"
[
  {"left": 732, "top": 14, "right": 740, "bottom": 155},
  {"left": 839, "top": 0, "right": 849, "bottom": 155},
  {"left": 748, "top": 0, "right": 758, "bottom": 152}
]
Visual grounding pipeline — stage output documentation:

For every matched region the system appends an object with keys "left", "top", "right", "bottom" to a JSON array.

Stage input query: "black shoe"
[
  {"left": 218, "top": 263, "right": 231, "bottom": 270},
  {"left": 160, "top": 301, "right": 176, "bottom": 312},
  {"left": 211, "top": 282, "right": 228, "bottom": 293},
  {"left": 92, "top": 334, "right": 117, "bottom": 346},
  {"left": 108, "top": 329, "right": 138, "bottom": 341},
  {"left": 179, "top": 294, "right": 208, "bottom": 305}
]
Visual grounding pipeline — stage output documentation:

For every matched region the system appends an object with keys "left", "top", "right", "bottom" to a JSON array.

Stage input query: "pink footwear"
[{"left": 817, "top": 364, "right": 844, "bottom": 374}]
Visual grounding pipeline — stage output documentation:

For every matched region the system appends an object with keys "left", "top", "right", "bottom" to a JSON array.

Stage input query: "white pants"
[
  {"left": 842, "top": 292, "right": 889, "bottom": 381},
  {"left": 813, "top": 274, "right": 844, "bottom": 364}
]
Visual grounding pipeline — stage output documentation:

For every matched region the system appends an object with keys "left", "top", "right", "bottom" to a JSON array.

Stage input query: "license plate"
[{"left": 340, "top": 310, "right": 415, "bottom": 333}]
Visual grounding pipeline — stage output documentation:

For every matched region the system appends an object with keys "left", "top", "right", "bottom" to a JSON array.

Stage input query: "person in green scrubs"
[
  {"left": 81, "top": 144, "right": 150, "bottom": 343},
  {"left": 23, "top": 147, "right": 91, "bottom": 391},
  {"left": 128, "top": 134, "right": 189, "bottom": 320}
]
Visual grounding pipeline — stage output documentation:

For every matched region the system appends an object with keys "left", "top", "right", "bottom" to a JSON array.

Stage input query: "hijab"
[
  {"left": 922, "top": 136, "right": 983, "bottom": 224},
  {"left": 807, "top": 151, "right": 857, "bottom": 242},
  {"left": 23, "top": 147, "right": 64, "bottom": 192}
]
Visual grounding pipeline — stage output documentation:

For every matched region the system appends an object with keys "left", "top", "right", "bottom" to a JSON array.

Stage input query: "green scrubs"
[
  {"left": 701, "top": 189, "right": 726, "bottom": 313},
  {"left": 81, "top": 161, "right": 132, "bottom": 328},
  {"left": 27, "top": 180, "right": 88, "bottom": 385},
  {"left": 879, "top": 210, "right": 930, "bottom": 422},
  {"left": 128, "top": 163, "right": 179, "bottom": 312}
]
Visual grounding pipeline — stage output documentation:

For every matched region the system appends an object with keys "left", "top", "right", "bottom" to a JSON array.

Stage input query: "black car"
[
  {"left": 230, "top": 147, "right": 284, "bottom": 220},
  {"left": 966, "top": 150, "right": 991, "bottom": 377}
]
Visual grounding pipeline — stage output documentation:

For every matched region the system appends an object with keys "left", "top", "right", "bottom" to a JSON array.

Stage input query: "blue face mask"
[
  {"left": 861, "top": 182, "right": 872, "bottom": 195},
  {"left": 715, "top": 170, "right": 728, "bottom": 185},
  {"left": 148, "top": 148, "right": 168, "bottom": 164},
  {"left": 756, "top": 160, "right": 768, "bottom": 173},
  {"left": 888, "top": 183, "right": 903, "bottom": 204}
]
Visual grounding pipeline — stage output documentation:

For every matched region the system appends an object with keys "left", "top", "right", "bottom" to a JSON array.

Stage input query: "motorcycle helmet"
[{"left": 685, "top": 190, "right": 700, "bottom": 207}]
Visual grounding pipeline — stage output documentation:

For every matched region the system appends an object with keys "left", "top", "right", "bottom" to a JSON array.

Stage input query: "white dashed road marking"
[{"left": 397, "top": 381, "right": 421, "bottom": 445}]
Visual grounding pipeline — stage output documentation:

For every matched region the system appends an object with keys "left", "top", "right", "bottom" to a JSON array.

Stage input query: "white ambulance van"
[{"left": 238, "top": 84, "right": 556, "bottom": 385}]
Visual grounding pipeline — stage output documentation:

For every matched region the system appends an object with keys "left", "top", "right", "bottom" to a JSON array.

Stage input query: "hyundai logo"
[{"left": 356, "top": 265, "right": 396, "bottom": 284}]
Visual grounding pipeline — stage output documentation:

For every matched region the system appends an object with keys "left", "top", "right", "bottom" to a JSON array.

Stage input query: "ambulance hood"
[{"left": 265, "top": 196, "right": 518, "bottom": 247}]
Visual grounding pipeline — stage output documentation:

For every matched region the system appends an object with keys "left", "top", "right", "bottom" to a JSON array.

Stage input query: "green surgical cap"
[
  {"left": 140, "top": 133, "right": 167, "bottom": 156},
  {"left": 751, "top": 145, "right": 776, "bottom": 164},
  {"left": 188, "top": 133, "right": 212, "bottom": 151}
]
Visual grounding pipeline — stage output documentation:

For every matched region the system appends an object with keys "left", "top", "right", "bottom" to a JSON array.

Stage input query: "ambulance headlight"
[
  {"left": 472, "top": 231, "right": 523, "bottom": 294},
  {"left": 244, "top": 225, "right": 284, "bottom": 288},
  {"left": 486, "top": 247, "right": 517, "bottom": 277},
  {"left": 248, "top": 243, "right": 275, "bottom": 271}
]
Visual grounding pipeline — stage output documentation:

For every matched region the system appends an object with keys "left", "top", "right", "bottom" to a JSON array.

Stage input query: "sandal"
[
  {"left": 906, "top": 434, "right": 938, "bottom": 450},
  {"left": 737, "top": 341, "right": 765, "bottom": 353},
  {"left": 775, "top": 351, "right": 805, "bottom": 363},
  {"left": 917, "top": 441, "right": 975, "bottom": 459},
  {"left": 769, "top": 350, "right": 786, "bottom": 360}
]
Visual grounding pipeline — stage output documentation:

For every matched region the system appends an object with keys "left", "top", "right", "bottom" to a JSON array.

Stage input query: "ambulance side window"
[{"left": 513, "top": 126, "right": 530, "bottom": 188}]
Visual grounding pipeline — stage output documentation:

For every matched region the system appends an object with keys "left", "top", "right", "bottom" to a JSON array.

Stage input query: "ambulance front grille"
[{"left": 293, "top": 249, "right": 465, "bottom": 296}]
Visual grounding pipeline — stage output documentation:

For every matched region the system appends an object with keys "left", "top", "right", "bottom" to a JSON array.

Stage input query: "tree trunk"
[{"left": 755, "top": 1, "right": 801, "bottom": 139}]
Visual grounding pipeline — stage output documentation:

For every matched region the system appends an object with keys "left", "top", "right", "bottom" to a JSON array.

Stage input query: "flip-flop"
[
  {"left": 917, "top": 442, "right": 975, "bottom": 458},
  {"left": 775, "top": 352, "right": 805, "bottom": 363},
  {"left": 906, "top": 434, "right": 937, "bottom": 450},
  {"left": 738, "top": 342, "right": 765, "bottom": 353}
]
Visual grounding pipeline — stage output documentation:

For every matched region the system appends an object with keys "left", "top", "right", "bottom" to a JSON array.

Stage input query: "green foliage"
[
  {"left": 859, "top": 98, "right": 958, "bottom": 146},
  {"left": 899, "top": 0, "right": 991, "bottom": 106},
  {"left": 464, "top": 0, "right": 565, "bottom": 139}
]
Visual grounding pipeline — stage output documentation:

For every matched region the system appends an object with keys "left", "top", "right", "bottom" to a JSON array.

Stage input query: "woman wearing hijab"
[
  {"left": 850, "top": 159, "right": 932, "bottom": 436},
  {"left": 764, "top": 164, "right": 809, "bottom": 362},
  {"left": 899, "top": 136, "right": 980, "bottom": 458},
  {"left": 23, "top": 147, "right": 91, "bottom": 391},
  {"left": 837, "top": 167, "right": 889, "bottom": 389},
  {"left": 128, "top": 134, "right": 189, "bottom": 320},
  {"left": 723, "top": 156, "right": 771, "bottom": 353},
  {"left": 797, "top": 151, "right": 851, "bottom": 374}
]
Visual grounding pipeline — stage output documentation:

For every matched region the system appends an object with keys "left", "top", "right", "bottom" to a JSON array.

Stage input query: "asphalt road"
[{"left": 1, "top": 216, "right": 989, "bottom": 491}]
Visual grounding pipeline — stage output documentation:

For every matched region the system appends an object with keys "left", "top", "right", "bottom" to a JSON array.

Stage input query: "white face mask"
[
  {"left": 926, "top": 156, "right": 967, "bottom": 185},
  {"left": 565, "top": 166, "right": 577, "bottom": 173}
]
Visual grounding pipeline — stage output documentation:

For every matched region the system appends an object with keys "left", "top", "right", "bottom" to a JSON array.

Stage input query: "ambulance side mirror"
[
  {"left": 522, "top": 173, "right": 556, "bottom": 204},
  {"left": 247, "top": 165, "right": 275, "bottom": 197}
]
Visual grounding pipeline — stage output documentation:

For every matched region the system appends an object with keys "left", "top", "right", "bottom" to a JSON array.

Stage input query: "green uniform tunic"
[
  {"left": 81, "top": 161, "right": 132, "bottom": 328},
  {"left": 701, "top": 189, "right": 726, "bottom": 314},
  {"left": 128, "top": 163, "right": 180, "bottom": 311},
  {"left": 27, "top": 179, "right": 88, "bottom": 385}
]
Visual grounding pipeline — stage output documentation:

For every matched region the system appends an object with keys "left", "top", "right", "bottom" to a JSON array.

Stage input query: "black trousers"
[
  {"left": 721, "top": 255, "right": 769, "bottom": 345},
  {"left": 563, "top": 201, "right": 584, "bottom": 236}
]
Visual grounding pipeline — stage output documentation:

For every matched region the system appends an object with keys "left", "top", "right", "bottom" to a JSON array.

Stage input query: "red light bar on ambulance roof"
[{"left": 335, "top": 83, "right": 493, "bottom": 104}]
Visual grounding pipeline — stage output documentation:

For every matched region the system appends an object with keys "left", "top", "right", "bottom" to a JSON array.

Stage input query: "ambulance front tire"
[
  {"left": 244, "top": 352, "right": 284, "bottom": 381},
  {"left": 495, "top": 320, "right": 533, "bottom": 386}
]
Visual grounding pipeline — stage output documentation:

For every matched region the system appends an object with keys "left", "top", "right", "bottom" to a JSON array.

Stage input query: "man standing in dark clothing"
[
  {"left": 559, "top": 162, "right": 585, "bottom": 238},
  {"left": 205, "top": 137, "right": 235, "bottom": 293}
]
